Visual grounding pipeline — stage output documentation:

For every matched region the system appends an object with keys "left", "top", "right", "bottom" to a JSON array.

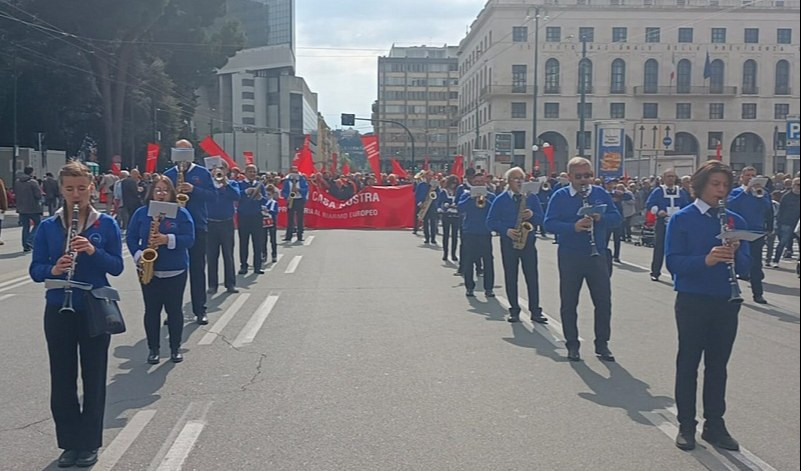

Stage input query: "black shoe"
[
  {"left": 613, "top": 258, "right": 621, "bottom": 263},
  {"left": 171, "top": 351, "right": 184, "bottom": 363},
  {"left": 465, "top": 290, "right": 475, "bottom": 297},
  {"left": 531, "top": 312, "right": 548, "bottom": 324},
  {"left": 431, "top": 240, "right": 437, "bottom": 245},
  {"left": 451, "top": 255, "right": 458, "bottom": 262},
  {"left": 207, "top": 286, "right": 218, "bottom": 294},
  {"left": 753, "top": 295, "right": 767, "bottom": 304},
  {"left": 485, "top": 290, "right": 495, "bottom": 298},
  {"left": 23, "top": 247, "right": 32, "bottom": 252},
  {"left": 254, "top": 269, "right": 265, "bottom": 274},
  {"left": 57, "top": 450, "right": 78, "bottom": 468},
  {"left": 226, "top": 287, "right": 240, "bottom": 294},
  {"left": 297, "top": 237, "right": 304, "bottom": 242},
  {"left": 442, "top": 254, "right": 448, "bottom": 261},
  {"left": 507, "top": 315, "right": 520, "bottom": 323},
  {"left": 147, "top": 349, "right": 160, "bottom": 365},
  {"left": 196, "top": 314, "right": 208, "bottom": 325},
  {"left": 272, "top": 256, "right": 277, "bottom": 263},
  {"left": 702, "top": 424, "right": 740, "bottom": 451},
  {"left": 567, "top": 346, "right": 581, "bottom": 361},
  {"left": 650, "top": 274, "right": 660, "bottom": 282},
  {"left": 675, "top": 429, "right": 696, "bottom": 451},
  {"left": 238, "top": 268, "right": 248, "bottom": 275},
  {"left": 424, "top": 240, "right": 430, "bottom": 244},
  {"left": 76, "top": 449, "right": 98, "bottom": 467},
  {"left": 454, "top": 270, "right": 463, "bottom": 276},
  {"left": 595, "top": 345, "right": 616, "bottom": 362}
]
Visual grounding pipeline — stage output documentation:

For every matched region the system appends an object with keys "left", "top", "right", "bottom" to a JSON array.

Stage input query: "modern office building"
[{"left": 457, "top": 0, "right": 800, "bottom": 176}]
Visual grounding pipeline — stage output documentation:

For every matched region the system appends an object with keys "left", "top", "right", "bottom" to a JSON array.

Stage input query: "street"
[{"left": 0, "top": 225, "right": 798, "bottom": 471}]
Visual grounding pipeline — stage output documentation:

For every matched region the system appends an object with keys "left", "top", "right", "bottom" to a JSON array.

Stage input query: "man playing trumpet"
[
  {"left": 207, "top": 159, "right": 240, "bottom": 294},
  {"left": 238, "top": 164, "right": 267, "bottom": 274}
]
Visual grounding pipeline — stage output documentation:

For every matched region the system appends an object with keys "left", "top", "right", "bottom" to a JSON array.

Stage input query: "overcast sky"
[{"left": 295, "top": 0, "right": 480, "bottom": 132}]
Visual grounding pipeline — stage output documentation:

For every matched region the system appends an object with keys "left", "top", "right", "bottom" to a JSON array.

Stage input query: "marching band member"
[
  {"left": 414, "top": 170, "right": 439, "bottom": 244},
  {"left": 262, "top": 184, "right": 279, "bottom": 264},
  {"left": 458, "top": 172, "right": 495, "bottom": 297},
  {"left": 207, "top": 160, "right": 240, "bottom": 294},
  {"left": 726, "top": 166, "right": 772, "bottom": 304},
  {"left": 238, "top": 164, "right": 267, "bottom": 274},
  {"left": 126, "top": 176, "right": 195, "bottom": 365},
  {"left": 645, "top": 168, "right": 691, "bottom": 281},
  {"left": 544, "top": 157, "right": 621, "bottom": 362},
  {"left": 437, "top": 175, "right": 461, "bottom": 262},
  {"left": 29, "top": 161, "right": 123, "bottom": 468},
  {"left": 486, "top": 167, "right": 546, "bottom": 323},
  {"left": 281, "top": 166, "right": 309, "bottom": 242},
  {"left": 456, "top": 168, "right": 483, "bottom": 277},
  {"left": 666, "top": 160, "right": 749, "bottom": 452},
  {"left": 164, "top": 139, "right": 214, "bottom": 325}
]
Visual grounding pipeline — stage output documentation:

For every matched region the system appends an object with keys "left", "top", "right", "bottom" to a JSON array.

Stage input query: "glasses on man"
[{"left": 572, "top": 172, "right": 594, "bottom": 179}]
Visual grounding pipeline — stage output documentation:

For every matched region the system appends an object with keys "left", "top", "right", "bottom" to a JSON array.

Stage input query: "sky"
[{"left": 295, "top": 0, "right": 481, "bottom": 133}]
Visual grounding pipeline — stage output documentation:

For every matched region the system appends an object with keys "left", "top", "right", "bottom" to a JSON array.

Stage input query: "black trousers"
[
  {"left": 674, "top": 292, "right": 739, "bottom": 429},
  {"left": 44, "top": 304, "right": 110, "bottom": 451},
  {"left": 500, "top": 237, "right": 540, "bottom": 315},
  {"left": 746, "top": 239, "right": 765, "bottom": 297},
  {"left": 463, "top": 234, "right": 494, "bottom": 292},
  {"left": 262, "top": 226, "right": 278, "bottom": 259},
  {"left": 238, "top": 214, "right": 264, "bottom": 270},
  {"left": 142, "top": 272, "right": 187, "bottom": 352},
  {"left": 188, "top": 230, "right": 207, "bottom": 316},
  {"left": 207, "top": 219, "right": 236, "bottom": 290},
  {"left": 422, "top": 208, "right": 438, "bottom": 243},
  {"left": 285, "top": 199, "right": 305, "bottom": 239},
  {"left": 557, "top": 251, "right": 612, "bottom": 349},
  {"left": 650, "top": 218, "right": 667, "bottom": 276},
  {"left": 441, "top": 216, "right": 460, "bottom": 257}
]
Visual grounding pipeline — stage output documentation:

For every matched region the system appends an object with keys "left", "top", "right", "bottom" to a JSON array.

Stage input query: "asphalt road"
[{"left": 0, "top": 224, "right": 798, "bottom": 471}]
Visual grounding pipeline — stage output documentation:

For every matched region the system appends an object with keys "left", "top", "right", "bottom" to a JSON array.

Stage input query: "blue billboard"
[{"left": 594, "top": 121, "right": 626, "bottom": 179}]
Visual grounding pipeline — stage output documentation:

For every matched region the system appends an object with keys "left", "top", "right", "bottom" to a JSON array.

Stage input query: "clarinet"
[
  {"left": 717, "top": 200, "right": 743, "bottom": 304},
  {"left": 60, "top": 203, "right": 81, "bottom": 314},
  {"left": 581, "top": 184, "right": 600, "bottom": 257}
]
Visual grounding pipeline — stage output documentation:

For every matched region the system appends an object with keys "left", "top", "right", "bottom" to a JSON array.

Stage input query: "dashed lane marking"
[
  {"left": 0, "top": 294, "right": 16, "bottom": 301},
  {"left": 265, "top": 254, "right": 284, "bottom": 271},
  {"left": 148, "top": 401, "right": 211, "bottom": 471},
  {"left": 284, "top": 255, "right": 302, "bottom": 274},
  {"left": 0, "top": 279, "right": 32, "bottom": 293},
  {"left": 232, "top": 295, "right": 280, "bottom": 347},
  {"left": 93, "top": 409, "right": 157, "bottom": 471},
  {"left": 303, "top": 235, "right": 315, "bottom": 246},
  {"left": 197, "top": 293, "right": 250, "bottom": 346}
]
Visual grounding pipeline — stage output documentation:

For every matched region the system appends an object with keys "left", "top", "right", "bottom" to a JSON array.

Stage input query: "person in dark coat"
[{"left": 14, "top": 166, "right": 43, "bottom": 252}]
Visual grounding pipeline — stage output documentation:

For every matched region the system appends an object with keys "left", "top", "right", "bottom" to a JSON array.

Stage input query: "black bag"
[{"left": 84, "top": 286, "right": 126, "bottom": 337}]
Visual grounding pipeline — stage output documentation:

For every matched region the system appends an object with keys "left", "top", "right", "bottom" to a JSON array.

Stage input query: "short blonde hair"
[
  {"left": 567, "top": 157, "right": 592, "bottom": 174},
  {"left": 58, "top": 160, "right": 93, "bottom": 185},
  {"left": 504, "top": 166, "right": 525, "bottom": 181}
]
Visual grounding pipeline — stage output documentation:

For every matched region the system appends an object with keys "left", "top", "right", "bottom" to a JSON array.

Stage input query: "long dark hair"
[{"left": 690, "top": 160, "right": 733, "bottom": 199}]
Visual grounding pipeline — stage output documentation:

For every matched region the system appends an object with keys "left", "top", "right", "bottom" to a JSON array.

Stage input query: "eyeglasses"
[{"left": 572, "top": 173, "right": 594, "bottom": 179}]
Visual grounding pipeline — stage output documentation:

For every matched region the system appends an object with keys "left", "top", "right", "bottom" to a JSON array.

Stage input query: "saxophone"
[
  {"left": 176, "top": 161, "right": 189, "bottom": 207},
  {"left": 138, "top": 213, "right": 163, "bottom": 285},
  {"left": 512, "top": 192, "right": 534, "bottom": 250},
  {"left": 287, "top": 178, "right": 298, "bottom": 209}
]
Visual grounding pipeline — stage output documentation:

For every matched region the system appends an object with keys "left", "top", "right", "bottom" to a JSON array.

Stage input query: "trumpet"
[
  {"left": 60, "top": 203, "right": 81, "bottom": 313},
  {"left": 541, "top": 181, "right": 551, "bottom": 192},
  {"left": 176, "top": 161, "right": 190, "bottom": 207},
  {"left": 476, "top": 194, "right": 486, "bottom": 208},
  {"left": 512, "top": 191, "right": 534, "bottom": 250},
  {"left": 287, "top": 178, "right": 299, "bottom": 209},
  {"left": 751, "top": 187, "right": 765, "bottom": 198},
  {"left": 213, "top": 167, "right": 226, "bottom": 183}
]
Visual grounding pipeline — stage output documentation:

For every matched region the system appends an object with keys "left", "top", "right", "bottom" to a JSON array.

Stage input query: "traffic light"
[{"left": 341, "top": 113, "right": 355, "bottom": 126}]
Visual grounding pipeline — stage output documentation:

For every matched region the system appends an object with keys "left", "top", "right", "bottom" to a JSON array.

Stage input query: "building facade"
[
  {"left": 457, "top": 0, "right": 800, "bottom": 176},
  {"left": 376, "top": 45, "right": 460, "bottom": 171}
]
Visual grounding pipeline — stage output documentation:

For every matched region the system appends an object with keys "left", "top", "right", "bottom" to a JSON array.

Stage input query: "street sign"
[
  {"left": 494, "top": 133, "right": 513, "bottom": 157},
  {"left": 634, "top": 122, "right": 676, "bottom": 151},
  {"left": 341, "top": 113, "right": 355, "bottom": 126},
  {"left": 663, "top": 136, "right": 673, "bottom": 148},
  {"left": 786, "top": 116, "right": 800, "bottom": 160}
]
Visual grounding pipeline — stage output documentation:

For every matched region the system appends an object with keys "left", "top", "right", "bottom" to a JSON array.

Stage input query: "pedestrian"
[
  {"left": 42, "top": 172, "right": 61, "bottom": 216},
  {"left": 14, "top": 166, "right": 44, "bottom": 252},
  {"left": 29, "top": 161, "right": 124, "bottom": 467},
  {"left": 621, "top": 183, "right": 637, "bottom": 242},
  {"left": 0, "top": 176, "right": 7, "bottom": 245}
]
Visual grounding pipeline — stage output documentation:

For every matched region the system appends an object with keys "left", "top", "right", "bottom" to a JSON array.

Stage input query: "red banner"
[
  {"left": 543, "top": 143, "right": 555, "bottom": 175},
  {"left": 391, "top": 158, "right": 409, "bottom": 179},
  {"left": 331, "top": 152, "right": 338, "bottom": 174},
  {"left": 342, "top": 162, "right": 351, "bottom": 175},
  {"left": 361, "top": 134, "right": 381, "bottom": 178},
  {"left": 276, "top": 184, "right": 413, "bottom": 229},
  {"left": 146, "top": 143, "right": 160, "bottom": 173},
  {"left": 243, "top": 151, "right": 254, "bottom": 165},
  {"left": 451, "top": 154, "right": 464, "bottom": 179},
  {"left": 200, "top": 136, "right": 237, "bottom": 169}
]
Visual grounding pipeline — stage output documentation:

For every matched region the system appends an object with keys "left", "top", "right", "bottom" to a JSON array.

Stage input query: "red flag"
[
  {"left": 297, "top": 134, "right": 315, "bottom": 176},
  {"left": 715, "top": 140, "right": 722, "bottom": 160},
  {"left": 331, "top": 152, "right": 338, "bottom": 174},
  {"left": 542, "top": 143, "right": 555, "bottom": 175},
  {"left": 391, "top": 158, "right": 409, "bottom": 179},
  {"left": 200, "top": 136, "right": 237, "bottom": 169},
  {"left": 361, "top": 135, "right": 381, "bottom": 179},
  {"left": 110, "top": 162, "right": 121, "bottom": 176},
  {"left": 243, "top": 151, "right": 254, "bottom": 165},
  {"left": 342, "top": 162, "right": 351, "bottom": 175},
  {"left": 451, "top": 154, "right": 465, "bottom": 178},
  {"left": 145, "top": 143, "right": 160, "bottom": 173},
  {"left": 423, "top": 156, "right": 430, "bottom": 171}
]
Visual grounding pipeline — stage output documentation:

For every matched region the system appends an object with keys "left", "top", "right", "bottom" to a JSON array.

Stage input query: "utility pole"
[
  {"left": 531, "top": 6, "right": 541, "bottom": 171},
  {"left": 12, "top": 47, "right": 19, "bottom": 179},
  {"left": 578, "top": 35, "right": 588, "bottom": 158}
]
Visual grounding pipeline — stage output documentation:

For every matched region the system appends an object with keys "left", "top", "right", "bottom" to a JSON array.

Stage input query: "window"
[
  {"left": 677, "top": 59, "right": 692, "bottom": 93},
  {"left": 744, "top": 28, "right": 759, "bottom": 44},
  {"left": 678, "top": 28, "right": 693, "bottom": 43},
  {"left": 741, "top": 103, "right": 757, "bottom": 119},
  {"left": 742, "top": 60, "right": 758, "bottom": 94},
  {"left": 577, "top": 102, "right": 593, "bottom": 119},
  {"left": 546, "top": 26, "right": 561, "bottom": 42},
  {"left": 511, "top": 102, "right": 527, "bottom": 118},
  {"left": 242, "top": 117, "right": 255, "bottom": 125},
  {"left": 709, "top": 59, "right": 725, "bottom": 93},
  {"left": 579, "top": 27, "right": 594, "bottom": 42},
  {"left": 610, "top": 103, "right": 626, "bottom": 118},
  {"left": 242, "top": 104, "right": 255, "bottom": 112},
  {"left": 711, "top": 28, "right": 726, "bottom": 43},
  {"left": 578, "top": 58, "right": 593, "bottom": 93},
  {"left": 708, "top": 132, "right": 723, "bottom": 150},
  {"left": 775, "top": 60, "right": 790, "bottom": 95},
  {"left": 576, "top": 131, "right": 592, "bottom": 150},
  {"left": 776, "top": 132, "right": 786, "bottom": 150},
  {"left": 610, "top": 59, "right": 626, "bottom": 93},
  {"left": 644, "top": 59, "right": 659, "bottom": 93},
  {"left": 612, "top": 27, "right": 627, "bottom": 43},
  {"left": 512, "top": 65, "right": 527, "bottom": 93},
  {"left": 709, "top": 103, "right": 724, "bottom": 119},
  {"left": 646, "top": 27, "right": 661, "bottom": 43},
  {"left": 643, "top": 103, "right": 659, "bottom": 119},
  {"left": 512, "top": 131, "right": 526, "bottom": 149},
  {"left": 241, "top": 78, "right": 255, "bottom": 87},
  {"left": 676, "top": 103, "right": 692, "bottom": 119},
  {"left": 513, "top": 26, "right": 528, "bottom": 42},
  {"left": 544, "top": 103, "right": 560, "bottom": 118},
  {"left": 241, "top": 91, "right": 255, "bottom": 99},
  {"left": 775, "top": 103, "right": 789, "bottom": 119},
  {"left": 545, "top": 59, "right": 560, "bottom": 93},
  {"left": 777, "top": 28, "right": 792, "bottom": 44}
]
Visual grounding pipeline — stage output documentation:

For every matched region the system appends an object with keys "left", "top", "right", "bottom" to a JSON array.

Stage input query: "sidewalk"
[{"left": 1, "top": 205, "right": 113, "bottom": 229}]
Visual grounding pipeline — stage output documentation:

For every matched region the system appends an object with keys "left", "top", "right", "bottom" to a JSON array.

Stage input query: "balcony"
[
  {"left": 544, "top": 85, "right": 561, "bottom": 95},
  {"left": 633, "top": 85, "right": 738, "bottom": 96}
]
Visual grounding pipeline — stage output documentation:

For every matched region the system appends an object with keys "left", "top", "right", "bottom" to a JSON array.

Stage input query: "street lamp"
[
  {"left": 530, "top": 7, "right": 542, "bottom": 172},
  {"left": 578, "top": 34, "right": 589, "bottom": 158}
]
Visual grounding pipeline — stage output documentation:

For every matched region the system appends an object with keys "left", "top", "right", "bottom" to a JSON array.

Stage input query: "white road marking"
[
  {"left": 232, "top": 295, "right": 279, "bottom": 347},
  {"left": 0, "top": 275, "right": 29, "bottom": 289},
  {"left": 155, "top": 420, "right": 206, "bottom": 471},
  {"left": 284, "top": 255, "right": 302, "bottom": 274},
  {"left": 265, "top": 254, "right": 284, "bottom": 271},
  {"left": 198, "top": 293, "right": 250, "bottom": 345},
  {"left": 148, "top": 401, "right": 211, "bottom": 471},
  {"left": 303, "top": 235, "right": 315, "bottom": 246},
  {"left": 0, "top": 294, "right": 15, "bottom": 301},
  {"left": 495, "top": 295, "right": 568, "bottom": 349},
  {"left": 0, "top": 279, "right": 32, "bottom": 293},
  {"left": 619, "top": 260, "right": 652, "bottom": 272},
  {"left": 94, "top": 409, "right": 157, "bottom": 471}
]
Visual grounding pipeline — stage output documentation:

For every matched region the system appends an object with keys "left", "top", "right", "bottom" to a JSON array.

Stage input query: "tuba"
[
  {"left": 60, "top": 203, "right": 81, "bottom": 313},
  {"left": 512, "top": 191, "right": 534, "bottom": 250},
  {"left": 176, "top": 161, "right": 190, "bottom": 207},
  {"left": 138, "top": 213, "right": 163, "bottom": 285},
  {"left": 580, "top": 184, "right": 601, "bottom": 257},
  {"left": 717, "top": 200, "right": 744, "bottom": 304}
]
